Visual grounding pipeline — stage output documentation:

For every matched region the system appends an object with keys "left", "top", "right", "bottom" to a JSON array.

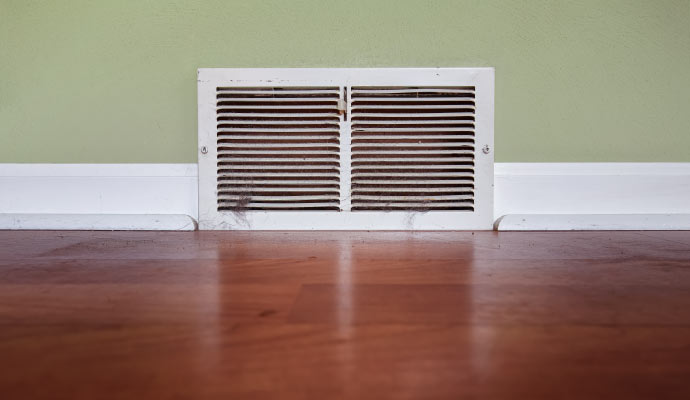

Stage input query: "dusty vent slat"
[
  {"left": 215, "top": 86, "right": 341, "bottom": 211},
  {"left": 350, "top": 86, "right": 476, "bottom": 212}
]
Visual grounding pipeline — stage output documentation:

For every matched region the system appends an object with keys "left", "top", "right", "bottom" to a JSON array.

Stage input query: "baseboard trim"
[
  {"left": 1, "top": 162, "right": 689, "bottom": 230},
  {"left": 0, "top": 214, "right": 197, "bottom": 231},
  {"left": 494, "top": 163, "right": 690, "bottom": 218},
  {"left": 0, "top": 164, "right": 199, "bottom": 218},
  {"left": 496, "top": 214, "right": 690, "bottom": 231}
]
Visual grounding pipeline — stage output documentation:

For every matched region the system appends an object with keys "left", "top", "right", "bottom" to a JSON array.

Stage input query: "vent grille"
[
  {"left": 349, "top": 87, "right": 476, "bottom": 211},
  {"left": 215, "top": 87, "right": 341, "bottom": 211}
]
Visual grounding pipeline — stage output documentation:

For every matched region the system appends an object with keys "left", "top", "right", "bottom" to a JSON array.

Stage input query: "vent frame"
[{"left": 198, "top": 68, "right": 494, "bottom": 230}]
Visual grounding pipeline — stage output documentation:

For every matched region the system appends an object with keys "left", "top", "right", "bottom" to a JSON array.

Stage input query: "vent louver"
[
  {"left": 198, "top": 68, "right": 494, "bottom": 230},
  {"left": 350, "top": 87, "right": 476, "bottom": 211},
  {"left": 215, "top": 87, "right": 341, "bottom": 211}
]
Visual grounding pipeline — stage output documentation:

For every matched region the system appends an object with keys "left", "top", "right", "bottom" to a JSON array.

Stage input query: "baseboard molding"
[
  {"left": 0, "top": 163, "right": 198, "bottom": 216},
  {"left": 496, "top": 214, "right": 690, "bottom": 231},
  {"left": 1, "top": 163, "right": 689, "bottom": 230},
  {"left": 494, "top": 163, "right": 690, "bottom": 217},
  {"left": 0, "top": 214, "right": 197, "bottom": 231}
]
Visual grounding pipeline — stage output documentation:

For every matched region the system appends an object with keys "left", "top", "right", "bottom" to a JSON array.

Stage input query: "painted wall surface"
[{"left": 1, "top": 0, "right": 689, "bottom": 163}]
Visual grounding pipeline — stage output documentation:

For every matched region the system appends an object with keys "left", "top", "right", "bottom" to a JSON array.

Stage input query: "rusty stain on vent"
[
  {"left": 350, "top": 87, "right": 476, "bottom": 211},
  {"left": 215, "top": 87, "right": 341, "bottom": 211}
]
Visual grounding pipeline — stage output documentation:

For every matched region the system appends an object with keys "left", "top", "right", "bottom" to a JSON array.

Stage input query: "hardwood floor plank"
[{"left": 288, "top": 283, "right": 690, "bottom": 326}]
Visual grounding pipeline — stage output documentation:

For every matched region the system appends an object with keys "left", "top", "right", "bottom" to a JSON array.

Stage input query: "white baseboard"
[
  {"left": 1, "top": 163, "right": 689, "bottom": 230},
  {"left": 0, "top": 214, "right": 197, "bottom": 231},
  {"left": 0, "top": 164, "right": 198, "bottom": 216},
  {"left": 494, "top": 163, "right": 690, "bottom": 216},
  {"left": 496, "top": 214, "right": 690, "bottom": 231}
]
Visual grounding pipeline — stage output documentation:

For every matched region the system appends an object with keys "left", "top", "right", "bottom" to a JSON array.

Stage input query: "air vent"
[
  {"left": 350, "top": 87, "right": 476, "bottom": 211},
  {"left": 215, "top": 87, "right": 341, "bottom": 211},
  {"left": 198, "top": 68, "right": 494, "bottom": 230}
]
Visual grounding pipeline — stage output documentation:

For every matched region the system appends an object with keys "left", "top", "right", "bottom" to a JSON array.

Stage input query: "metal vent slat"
[
  {"left": 218, "top": 128, "right": 338, "bottom": 133},
  {"left": 353, "top": 180, "right": 473, "bottom": 185},
  {"left": 218, "top": 121, "right": 339, "bottom": 125},
  {"left": 353, "top": 120, "right": 474, "bottom": 125},
  {"left": 352, "top": 105, "right": 475, "bottom": 110},
  {"left": 218, "top": 150, "right": 340, "bottom": 155},
  {"left": 218, "top": 105, "right": 337, "bottom": 111},
  {"left": 218, "top": 98, "right": 339, "bottom": 103},
  {"left": 350, "top": 97, "right": 474, "bottom": 102},
  {"left": 352, "top": 88, "right": 474, "bottom": 95},
  {"left": 218, "top": 135, "right": 339, "bottom": 140},
  {"left": 352, "top": 127, "right": 474, "bottom": 132},
  {"left": 219, "top": 161, "right": 339, "bottom": 166},
  {"left": 350, "top": 150, "right": 474, "bottom": 155},
  {"left": 217, "top": 89, "right": 340, "bottom": 95},
  {"left": 350, "top": 86, "right": 476, "bottom": 212},
  {"left": 352, "top": 171, "right": 473, "bottom": 177},
  {"left": 219, "top": 180, "right": 339, "bottom": 185},
  {"left": 352, "top": 136, "right": 474, "bottom": 141},
  {"left": 218, "top": 172, "right": 338, "bottom": 178},
  {"left": 352, "top": 145, "right": 467, "bottom": 151},
  {"left": 218, "top": 204, "right": 340, "bottom": 211},
  {"left": 218, "top": 143, "right": 340, "bottom": 149},
  {"left": 353, "top": 112, "right": 474, "bottom": 118},
  {"left": 353, "top": 187, "right": 472, "bottom": 195},
  {"left": 215, "top": 87, "right": 341, "bottom": 211},
  {"left": 217, "top": 112, "right": 340, "bottom": 118},
  {"left": 218, "top": 188, "right": 339, "bottom": 193},
  {"left": 219, "top": 195, "right": 337, "bottom": 201},
  {"left": 351, "top": 193, "right": 473, "bottom": 198},
  {"left": 351, "top": 157, "right": 474, "bottom": 163}
]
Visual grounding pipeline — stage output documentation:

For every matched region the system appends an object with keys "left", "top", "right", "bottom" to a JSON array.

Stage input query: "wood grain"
[{"left": 0, "top": 230, "right": 689, "bottom": 399}]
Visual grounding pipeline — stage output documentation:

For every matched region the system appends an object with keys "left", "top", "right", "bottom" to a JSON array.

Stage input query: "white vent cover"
[{"left": 198, "top": 68, "right": 494, "bottom": 230}]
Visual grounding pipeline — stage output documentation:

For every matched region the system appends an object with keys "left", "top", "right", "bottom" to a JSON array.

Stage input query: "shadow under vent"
[
  {"left": 216, "top": 87, "right": 341, "bottom": 211},
  {"left": 350, "top": 87, "right": 476, "bottom": 211}
]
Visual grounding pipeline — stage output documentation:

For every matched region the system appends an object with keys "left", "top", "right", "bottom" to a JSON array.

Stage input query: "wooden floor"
[{"left": 0, "top": 231, "right": 689, "bottom": 399}]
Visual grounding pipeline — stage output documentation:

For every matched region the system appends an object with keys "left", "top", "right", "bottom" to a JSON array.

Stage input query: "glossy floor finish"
[{"left": 0, "top": 231, "right": 689, "bottom": 399}]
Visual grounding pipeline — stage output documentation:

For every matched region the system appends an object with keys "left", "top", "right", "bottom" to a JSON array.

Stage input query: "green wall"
[{"left": 2, "top": 0, "right": 689, "bottom": 163}]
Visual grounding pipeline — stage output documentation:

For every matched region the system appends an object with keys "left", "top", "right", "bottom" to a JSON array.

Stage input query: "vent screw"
[
  {"left": 201, "top": 146, "right": 208, "bottom": 154},
  {"left": 482, "top": 145, "right": 491, "bottom": 154}
]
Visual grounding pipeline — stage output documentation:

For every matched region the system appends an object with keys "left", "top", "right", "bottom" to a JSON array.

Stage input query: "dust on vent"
[{"left": 215, "top": 87, "right": 342, "bottom": 211}]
